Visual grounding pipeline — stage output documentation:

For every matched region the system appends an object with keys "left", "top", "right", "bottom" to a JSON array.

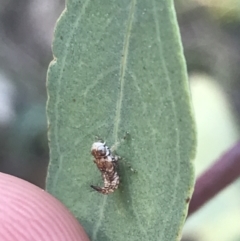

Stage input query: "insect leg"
[
  {"left": 110, "top": 132, "right": 130, "bottom": 152},
  {"left": 118, "top": 156, "right": 136, "bottom": 173},
  {"left": 94, "top": 135, "right": 104, "bottom": 143}
]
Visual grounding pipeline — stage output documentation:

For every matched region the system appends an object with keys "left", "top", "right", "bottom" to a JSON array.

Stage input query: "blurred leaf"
[
  {"left": 9, "top": 103, "right": 47, "bottom": 159},
  {"left": 47, "top": 1, "right": 196, "bottom": 241}
]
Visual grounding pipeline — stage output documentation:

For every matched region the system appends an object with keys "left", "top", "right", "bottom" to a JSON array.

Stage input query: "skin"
[{"left": 0, "top": 172, "right": 90, "bottom": 241}]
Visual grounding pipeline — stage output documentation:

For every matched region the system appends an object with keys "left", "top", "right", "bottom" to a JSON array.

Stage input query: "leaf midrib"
[{"left": 92, "top": 1, "right": 137, "bottom": 240}]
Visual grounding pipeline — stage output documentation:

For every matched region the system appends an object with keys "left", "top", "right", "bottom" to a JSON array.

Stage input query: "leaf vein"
[
  {"left": 152, "top": 0, "right": 181, "bottom": 239},
  {"left": 113, "top": 0, "right": 137, "bottom": 143},
  {"left": 83, "top": 66, "right": 118, "bottom": 98},
  {"left": 92, "top": 2, "right": 137, "bottom": 238},
  {"left": 51, "top": 0, "right": 91, "bottom": 191},
  {"left": 92, "top": 196, "right": 108, "bottom": 241}
]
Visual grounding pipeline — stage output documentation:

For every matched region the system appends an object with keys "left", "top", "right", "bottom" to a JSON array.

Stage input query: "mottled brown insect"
[{"left": 91, "top": 141, "right": 119, "bottom": 194}]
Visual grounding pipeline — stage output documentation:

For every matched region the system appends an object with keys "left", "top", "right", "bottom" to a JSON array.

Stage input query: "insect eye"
[{"left": 98, "top": 146, "right": 106, "bottom": 155}]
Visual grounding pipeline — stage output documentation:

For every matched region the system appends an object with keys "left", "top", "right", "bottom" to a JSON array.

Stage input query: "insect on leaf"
[{"left": 46, "top": 1, "right": 196, "bottom": 241}]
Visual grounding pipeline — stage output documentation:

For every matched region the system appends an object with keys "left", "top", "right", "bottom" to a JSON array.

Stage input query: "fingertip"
[{"left": 0, "top": 172, "right": 90, "bottom": 241}]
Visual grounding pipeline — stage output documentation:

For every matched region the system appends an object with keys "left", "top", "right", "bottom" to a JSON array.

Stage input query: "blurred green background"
[{"left": 0, "top": 0, "right": 240, "bottom": 240}]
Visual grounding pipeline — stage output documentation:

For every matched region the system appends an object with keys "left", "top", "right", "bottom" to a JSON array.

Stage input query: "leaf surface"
[{"left": 47, "top": 1, "right": 196, "bottom": 240}]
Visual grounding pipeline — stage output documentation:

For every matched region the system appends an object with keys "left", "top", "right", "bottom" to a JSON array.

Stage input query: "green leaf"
[{"left": 46, "top": 1, "right": 196, "bottom": 241}]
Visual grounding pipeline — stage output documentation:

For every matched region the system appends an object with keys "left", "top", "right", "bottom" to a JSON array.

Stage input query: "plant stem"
[{"left": 188, "top": 140, "right": 240, "bottom": 217}]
